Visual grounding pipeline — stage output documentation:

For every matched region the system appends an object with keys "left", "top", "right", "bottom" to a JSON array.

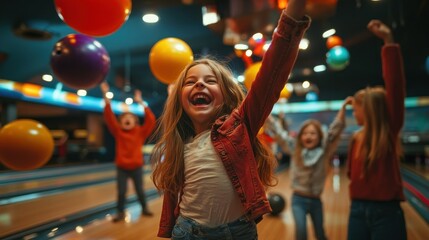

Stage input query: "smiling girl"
[{"left": 151, "top": 0, "right": 310, "bottom": 238}]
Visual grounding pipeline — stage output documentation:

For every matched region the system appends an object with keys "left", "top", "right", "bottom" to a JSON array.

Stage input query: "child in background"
[
  {"left": 266, "top": 97, "right": 352, "bottom": 240},
  {"left": 346, "top": 19, "right": 407, "bottom": 240},
  {"left": 100, "top": 82, "right": 156, "bottom": 222},
  {"left": 151, "top": 0, "right": 310, "bottom": 238}
]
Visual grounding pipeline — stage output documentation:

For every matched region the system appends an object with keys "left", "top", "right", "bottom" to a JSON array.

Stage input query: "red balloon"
[
  {"left": 55, "top": 0, "right": 132, "bottom": 37},
  {"left": 326, "top": 35, "right": 343, "bottom": 49}
]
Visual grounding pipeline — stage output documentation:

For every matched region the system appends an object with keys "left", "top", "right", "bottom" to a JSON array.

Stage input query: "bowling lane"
[
  {"left": 56, "top": 167, "right": 429, "bottom": 240},
  {"left": 0, "top": 169, "right": 155, "bottom": 238}
]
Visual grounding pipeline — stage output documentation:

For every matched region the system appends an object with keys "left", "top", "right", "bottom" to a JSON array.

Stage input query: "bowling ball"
[{"left": 268, "top": 193, "right": 286, "bottom": 215}]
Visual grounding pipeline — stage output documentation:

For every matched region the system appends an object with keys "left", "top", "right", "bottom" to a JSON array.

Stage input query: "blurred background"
[{"left": 0, "top": 0, "right": 428, "bottom": 167}]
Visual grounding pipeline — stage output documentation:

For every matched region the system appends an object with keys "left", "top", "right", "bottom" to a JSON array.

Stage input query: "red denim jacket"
[{"left": 157, "top": 11, "right": 310, "bottom": 238}]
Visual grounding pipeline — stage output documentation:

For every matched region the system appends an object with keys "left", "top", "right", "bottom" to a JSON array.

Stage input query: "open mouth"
[{"left": 190, "top": 93, "right": 212, "bottom": 106}]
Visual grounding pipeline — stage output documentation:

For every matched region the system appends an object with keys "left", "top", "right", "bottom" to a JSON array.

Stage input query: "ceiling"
[{"left": 0, "top": 0, "right": 428, "bottom": 117}]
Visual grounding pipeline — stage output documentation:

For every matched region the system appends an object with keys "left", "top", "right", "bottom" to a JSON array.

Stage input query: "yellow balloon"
[
  {"left": 243, "top": 62, "right": 262, "bottom": 90},
  {"left": 149, "top": 38, "right": 194, "bottom": 85},
  {"left": 280, "top": 85, "right": 291, "bottom": 99},
  {"left": 0, "top": 119, "right": 54, "bottom": 170}
]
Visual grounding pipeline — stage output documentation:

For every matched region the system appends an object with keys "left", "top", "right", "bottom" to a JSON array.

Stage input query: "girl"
[
  {"left": 266, "top": 97, "right": 351, "bottom": 240},
  {"left": 346, "top": 19, "right": 407, "bottom": 240},
  {"left": 151, "top": 0, "right": 310, "bottom": 238}
]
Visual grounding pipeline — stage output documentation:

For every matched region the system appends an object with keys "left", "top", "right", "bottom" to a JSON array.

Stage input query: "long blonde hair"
[
  {"left": 293, "top": 119, "right": 323, "bottom": 167},
  {"left": 353, "top": 87, "right": 402, "bottom": 175},
  {"left": 151, "top": 58, "right": 277, "bottom": 196}
]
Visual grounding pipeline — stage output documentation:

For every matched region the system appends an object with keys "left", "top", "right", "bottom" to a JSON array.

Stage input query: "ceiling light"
[
  {"left": 77, "top": 89, "right": 87, "bottom": 96},
  {"left": 322, "top": 29, "right": 336, "bottom": 38},
  {"left": 42, "top": 74, "right": 53, "bottom": 82},
  {"left": 302, "top": 81, "right": 310, "bottom": 88},
  {"left": 313, "top": 65, "right": 327, "bottom": 72},
  {"left": 125, "top": 97, "right": 133, "bottom": 105},
  {"left": 105, "top": 92, "right": 114, "bottom": 99},
  {"left": 299, "top": 38, "right": 309, "bottom": 50},
  {"left": 142, "top": 13, "right": 159, "bottom": 23},
  {"left": 234, "top": 43, "right": 249, "bottom": 50}
]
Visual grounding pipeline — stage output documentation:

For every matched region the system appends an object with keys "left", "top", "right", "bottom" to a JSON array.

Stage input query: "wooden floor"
[
  {"left": 56, "top": 167, "right": 428, "bottom": 240},
  {"left": 1, "top": 165, "right": 428, "bottom": 240}
]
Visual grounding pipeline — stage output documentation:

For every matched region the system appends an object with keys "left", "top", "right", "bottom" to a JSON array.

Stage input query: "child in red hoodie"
[{"left": 100, "top": 82, "right": 156, "bottom": 222}]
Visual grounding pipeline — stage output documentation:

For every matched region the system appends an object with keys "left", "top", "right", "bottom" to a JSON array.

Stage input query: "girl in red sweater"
[{"left": 346, "top": 20, "right": 406, "bottom": 240}]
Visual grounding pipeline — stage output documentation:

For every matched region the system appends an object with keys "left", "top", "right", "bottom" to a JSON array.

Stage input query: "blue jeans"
[
  {"left": 292, "top": 193, "right": 327, "bottom": 240},
  {"left": 116, "top": 167, "right": 147, "bottom": 213},
  {"left": 172, "top": 215, "right": 257, "bottom": 240},
  {"left": 347, "top": 200, "right": 406, "bottom": 240}
]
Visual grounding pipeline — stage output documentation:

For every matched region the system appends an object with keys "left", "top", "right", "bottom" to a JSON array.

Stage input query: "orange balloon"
[
  {"left": 149, "top": 38, "right": 194, "bottom": 85},
  {"left": 280, "top": 85, "right": 291, "bottom": 99},
  {"left": 326, "top": 35, "right": 343, "bottom": 49},
  {"left": 54, "top": 0, "right": 132, "bottom": 37},
  {"left": 0, "top": 119, "right": 54, "bottom": 171},
  {"left": 243, "top": 61, "right": 262, "bottom": 90}
]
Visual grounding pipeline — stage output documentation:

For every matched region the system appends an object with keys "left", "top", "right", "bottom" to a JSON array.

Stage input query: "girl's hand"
[
  {"left": 367, "top": 19, "right": 394, "bottom": 44},
  {"left": 285, "top": 0, "right": 307, "bottom": 20},
  {"left": 343, "top": 96, "right": 354, "bottom": 107}
]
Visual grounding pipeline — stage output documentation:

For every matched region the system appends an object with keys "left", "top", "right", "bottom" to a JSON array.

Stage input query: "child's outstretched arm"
[
  {"left": 368, "top": 19, "right": 405, "bottom": 134},
  {"left": 134, "top": 89, "right": 156, "bottom": 135},
  {"left": 100, "top": 82, "right": 120, "bottom": 134},
  {"left": 240, "top": 0, "right": 310, "bottom": 137},
  {"left": 335, "top": 96, "right": 353, "bottom": 122},
  {"left": 324, "top": 96, "right": 352, "bottom": 157},
  {"left": 100, "top": 82, "right": 110, "bottom": 103}
]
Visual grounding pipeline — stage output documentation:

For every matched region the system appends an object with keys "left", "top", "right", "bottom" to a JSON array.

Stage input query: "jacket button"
[{"left": 221, "top": 150, "right": 226, "bottom": 156}]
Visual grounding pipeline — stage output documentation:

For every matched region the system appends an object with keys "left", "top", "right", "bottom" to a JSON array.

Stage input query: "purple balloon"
[{"left": 50, "top": 34, "right": 110, "bottom": 89}]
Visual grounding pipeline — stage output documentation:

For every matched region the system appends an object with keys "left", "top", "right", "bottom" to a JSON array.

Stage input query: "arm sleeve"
[
  {"left": 239, "top": 12, "right": 310, "bottom": 139},
  {"left": 382, "top": 44, "right": 405, "bottom": 136},
  {"left": 103, "top": 102, "right": 119, "bottom": 136},
  {"left": 323, "top": 117, "right": 346, "bottom": 158},
  {"left": 140, "top": 105, "right": 156, "bottom": 139}
]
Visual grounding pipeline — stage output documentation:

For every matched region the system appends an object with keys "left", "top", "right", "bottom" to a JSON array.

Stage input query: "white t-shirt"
[{"left": 180, "top": 130, "right": 244, "bottom": 227}]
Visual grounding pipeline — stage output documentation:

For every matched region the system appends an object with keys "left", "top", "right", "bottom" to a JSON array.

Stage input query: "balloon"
[
  {"left": 0, "top": 119, "right": 54, "bottom": 171},
  {"left": 50, "top": 34, "right": 111, "bottom": 89},
  {"left": 326, "top": 35, "right": 342, "bottom": 49},
  {"left": 279, "top": 85, "right": 291, "bottom": 99},
  {"left": 268, "top": 193, "right": 286, "bottom": 216},
  {"left": 306, "top": 91, "right": 318, "bottom": 101},
  {"left": 149, "top": 38, "right": 194, "bottom": 85},
  {"left": 243, "top": 61, "right": 262, "bottom": 90},
  {"left": 54, "top": 0, "right": 132, "bottom": 37},
  {"left": 326, "top": 46, "right": 350, "bottom": 71}
]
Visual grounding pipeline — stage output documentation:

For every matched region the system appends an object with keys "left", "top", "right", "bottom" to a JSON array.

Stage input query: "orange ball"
[
  {"left": 326, "top": 35, "right": 343, "bottom": 49},
  {"left": 243, "top": 61, "right": 262, "bottom": 90},
  {"left": 54, "top": 0, "right": 132, "bottom": 37},
  {"left": 280, "top": 85, "right": 291, "bottom": 99},
  {"left": 149, "top": 38, "right": 194, "bottom": 85},
  {"left": 0, "top": 119, "right": 54, "bottom": 171}
]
